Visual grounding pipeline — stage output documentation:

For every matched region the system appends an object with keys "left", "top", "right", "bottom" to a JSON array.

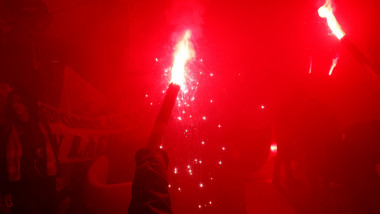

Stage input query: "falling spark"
[
  {"left": 318, "top": 0, "right": 345, "bottom": 40},
  {"left": 309, "top": 57, "right": 313, "bottom": 74},
  {"left": 171, "top": 30, "right": 195, "bottom": 89},
  {"left": 329, "top": 56, "right": 339, "bottom": 75},
  {"left": 270, "top": 143, "right": 278, "bottom": 153}
]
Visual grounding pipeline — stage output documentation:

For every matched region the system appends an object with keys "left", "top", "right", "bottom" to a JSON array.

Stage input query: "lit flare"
[
  {"left": 318, "top": 0, "right": 345, "bottom": 40},
  {"left": 171, "top": 30, "right": 195, "bottom": 89}
]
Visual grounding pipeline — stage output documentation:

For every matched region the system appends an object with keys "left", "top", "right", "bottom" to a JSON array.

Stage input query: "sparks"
[
  {"left": 318, "top": 0, "right": 345, "bottom": 40},
  {"left": 170, "top": 30, "right": 195, "bottom": 89},
  {"left": 329, "top": 56, "right": 339, "bottom": 75},
  {"left": 309, "top": 57, "right": 313, "bottom": 74}
]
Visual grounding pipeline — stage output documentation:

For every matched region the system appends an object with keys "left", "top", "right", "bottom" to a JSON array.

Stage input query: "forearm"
[{"left": 128, "top": 149, "right": 172, "bottom": 214}]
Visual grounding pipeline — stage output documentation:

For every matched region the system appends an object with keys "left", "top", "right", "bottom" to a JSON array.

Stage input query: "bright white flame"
[
  {"left": 329, "top": 56, "right": 339, "bottom": 75},
  {"left": 270, "top": 143, "right": 277, "bottom": 153},
  {"left": 171, "top": 30, "right": 195, "bottom": 88},
  {"left": 318, "top": 0, "right": 345, "bottom": 40}
]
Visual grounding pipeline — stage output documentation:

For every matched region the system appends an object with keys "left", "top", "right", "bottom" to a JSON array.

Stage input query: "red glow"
[{"left": 318, "top": 0, "right": 345, "bottom": 40}]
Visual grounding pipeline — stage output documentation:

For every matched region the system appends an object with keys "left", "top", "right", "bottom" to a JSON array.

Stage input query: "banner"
[{"left": 39, "top": 102, "right": 147, "bottom": 163}]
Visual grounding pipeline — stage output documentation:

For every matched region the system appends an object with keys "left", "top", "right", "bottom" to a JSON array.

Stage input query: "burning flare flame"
[
  {"left": 171, "top": 30, "right": 195, "bottom": 89},
  {"left": 318, "top": 0, "right": 345, "bottom": 40}
]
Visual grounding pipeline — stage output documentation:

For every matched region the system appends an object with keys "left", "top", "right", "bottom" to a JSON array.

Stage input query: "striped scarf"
[{"left": 6, "top": 123, "right": 57, "bottom": 181}]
